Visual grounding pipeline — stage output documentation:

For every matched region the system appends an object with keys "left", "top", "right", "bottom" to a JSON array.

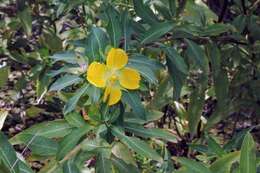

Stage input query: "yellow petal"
[
  {"left": 103, "top": 86, "right": 122, "bottom": 106},
  {"left": 119, "top": 67, "right": 141, "bottom": 90},
  {"left": 87, "top": 62, "right": 107, "bottom": 88},
  {"left": 107, "top": 48, "right": 128, "bottom": 69}
]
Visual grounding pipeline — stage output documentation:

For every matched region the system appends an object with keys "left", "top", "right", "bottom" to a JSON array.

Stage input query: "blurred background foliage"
[{"left": 0, "top": 0, "right": 259, "bottom": 172}]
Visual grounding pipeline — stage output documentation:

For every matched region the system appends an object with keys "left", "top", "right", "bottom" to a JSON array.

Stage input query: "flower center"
[{"left": 108, "top": 74, "right": 118, "bottom": 85}]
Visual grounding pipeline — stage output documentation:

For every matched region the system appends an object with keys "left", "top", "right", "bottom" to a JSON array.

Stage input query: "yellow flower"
[{"left": 87, "top": 48, "right": 141, "bottom": 106}]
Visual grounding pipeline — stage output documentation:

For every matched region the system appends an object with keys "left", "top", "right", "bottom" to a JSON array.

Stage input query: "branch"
[
  {"left": 218, "top": 0, "right": 228, "bottom": 22},
  {"left": 241, "top": 0, "right": 247, "bottom": 14}
]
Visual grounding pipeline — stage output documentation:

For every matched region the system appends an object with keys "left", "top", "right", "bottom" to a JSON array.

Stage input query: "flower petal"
[
  {"left": 119, "top": 67, "right": 141, "bottom": 89},
  {"left": 87, "top": 62, "right": 107, "bottom": 88},
  {"left": 107, "top": 48, "right": 128, "bottom": 69},
  {"left": 103, "top": 86, "right": 122, "bottom": 106}
]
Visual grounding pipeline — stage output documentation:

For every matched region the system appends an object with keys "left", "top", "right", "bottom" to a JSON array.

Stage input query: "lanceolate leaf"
[
  {"left": 210, "top": 151, "right": 240, "bottom": 173},
  {"left": 50, "top": 51, "right": 78, "bottom": 64},
  {"left": 0, "top": 132, "right": 19, "bottom": 173},
  {"left": 63, "top": 160, "right": 80, "bottom": 173},
  {"left": 239, "top": 133, "right": 257, "bottom": 173},
  {"left": 64, "top": 112, "right": 86, "bottom": 128},
  {"left": 127, "top": 54, "right": 162, "bottom": 83},
  {"left": 10, "top": 120, "right": 73, "bottom": 145},
  {"left": 96, "top": 153, "right": 112, "bottom": 173},
  {"left": 121, "top": 11, "right": 132, "bottom": 50},
  {"left": 18, "top": 134, "right": 59, "bottom": 156},
  {"left": 85, "top": 27, "right": 109, "bottom": 61},
  {"left": 18, "top": 7, "right": 32, "bottom": 35},
  {"left": 185, "top": 39, "right": 209, "bottom": 73},
  {"left": 128, "top": 54, "right": 163, "bottom": 70},
  {"left": 140, "top": 22, "right": 174, "bottom": 44},
  {"left": 165, "top": 47, "right": 187, "bottom": 100},
  {"left": 111, "top": 157, "right": 140, "bottom": 173},
  {"left": 0, "top": 65, "right": 9, "bottom": 89},
  {"left": 105, "top": 5, "right": 122, "bottom": 47},
  {"left": 124, "top": 123, "right": 177, "bottom": 143},
  {"left": 187, "top": 75, "right": 207, "bottom": 136},
  {"left": 164, "top": 47, "right": 188, "bottom": 75},
  {"left": 57, "top": 125, "right": 93, "bottom": 160},
  {"left": 19, "top": 161, "right": 34, "bottom": 173},
  {"left": 111, "top": 126, "right": 163, "bottom": 163},
  {"left": 175, "top": 157, "right": 212, "bottom": 173},
  {"left": 49, "top": 74, "right": 82, "bottom": 91},
  {"left": 63, "top": 84, "right": 90, "bottom": 115},
  {"left": 122, "top": 91, "right": 146, "bottom": 120},
  {"left": 133, "top": 0, "right": 159, "bottom": 25}
]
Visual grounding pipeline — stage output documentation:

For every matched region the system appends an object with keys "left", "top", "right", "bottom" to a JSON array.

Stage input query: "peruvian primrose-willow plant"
[{"left": 0, "top": 0, "right": 258, "bottom": 173}]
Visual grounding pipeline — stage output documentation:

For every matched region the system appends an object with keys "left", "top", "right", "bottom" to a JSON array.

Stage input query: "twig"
[
  {"left": 59, "top": 144, "right": 82, "bottom": 164},
  {"left": 250, "top": 0, "right": 260, "bottom": 11},
  {"left": 241, "top": 0, "right": 247, "bottom": 14}
]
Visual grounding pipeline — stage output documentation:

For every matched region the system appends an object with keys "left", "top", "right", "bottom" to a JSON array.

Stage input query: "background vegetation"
[{"left": 0, "top": 0, "right": 259, "bottom": 172}]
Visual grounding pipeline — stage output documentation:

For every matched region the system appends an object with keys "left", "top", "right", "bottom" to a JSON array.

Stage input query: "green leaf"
[
  {"left": 10, "top": 120, "right": 73, "bottom": 145},
  {"left": 96, "top": 153, "right": 112, "bottom": 173},
  {"left": 165, "top": 47, "right": 187, "bottom": 100},
  {"left": 111, "top": 157, "right": 140, "bottom": 173},
  {"left": 19, "top": 160, "right": 34, "bottom": 173},
  {"left": 112, "top": 142, "right": 136, "bottom": 165},
  {"left": 128, "top": 64, "right": 157, "bottom": 84},
  {"left": 50, "top": 51, "right": 78, "bottom": 64},
  {"left": 85, "top": 27, "right": 109, "bottom": 61},
  {"left": 26, "top": 106, "right": 44, "bottom": 118},
  {"left": 154, "top": 2, "right": 172, "bottom": 20},
  {"left": 133, "top": 0, "right": 159, "bottom": 25},
  {"left": 164, "top": 47, "right": 188, "bottom": 75},
  {"left": 36, "top": 72, "right": 50, "bottom": 100},
  {"left": 224, "top": 129, "right": 249, "bottom": 151},
  {"left": 187, "top": 77, "right": 207, "bottom": 135},
  {"left": 129, "top": 54, "right": 163, "bottom": 70},
  {"left": 127, "top": 54, "right": 162, "bottom": 84},
  {"left": 140, "top": 22, "right": 174, "bottom": 44},
  {"left": 40, "top": 29, "right": 63, "bottom": 53},
  {"left": 18, "top": 7, "right": 32, "bottom": 35},
  {"left": 63, "top": 160, "right": 80, "bottom": 173},
  {"left": 206, "top": 135, "right": 226, "bottom": 157},
  {"left": 185, "top": 39, "right": 208, "bottom": 72},
  {"left": 0, "top": 110, "right": 8, "bottom": 130},
  {"left": 105, "top": 5, "right": 122, "bottom": 47},
  {"left": 169, "top": 0, "right": 177, "bottom": 17},
  {"left": 175, "top": 157, "right": 212, "bottom": 173},
  {"left": 122, "top": 91, "right": 146, "bottom": 120},
  {"left": 49, "top": 74, "right": 82, "bottom": 91},
  {"left": 121, "top": 11, "right": 132, "bottom": 50},
  {"left": 0, "top": 132, "right": 19, "bottom": 173},
  {"left": 81, "top": 138, "right": 110, "bottom": 152},
  {"left": 0, "top": 65, "right": 9, "bottom": 89},
  {"left": 86, "top": 85, "right": 101, "bottom": 103},
  {"left": 57, "top": 125, "right": 93, "bottom": 160},
  {"left": 18, "top": 134, "right": 59, "bottom": 156},
  {"left": 210, "top": 151, "right": 240, "bottom": 173},
  {"left": 232, "top": 15, "right": 247, "bottom": 33},
  {"left": 111, "top": 126, "right": 163, "bottom": 163},
  {"left": 63, "top": 84, "right": 90, "bottom": 115},
  {"left": 125, "top": 110, "right": 164, "bottom": 125},
  {"left": 38, "top": 159, "right": 62, "bottom": 173},
  {"left": 200, "top": 24, "right": 233, "bottom": 36},
  {"left": 124, "top": 123, "right": 177, "bottom": 143},
  {"left": 239, "top": 133, "right": 257, "bottom": 173},
  {"left": 64, "top": 112, "right": 86, "bottom": 128}
]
